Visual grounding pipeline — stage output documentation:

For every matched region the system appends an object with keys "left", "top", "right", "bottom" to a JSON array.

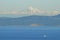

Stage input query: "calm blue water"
[{"left": 0, "top": 26, "right": 60, "bottom": 40}]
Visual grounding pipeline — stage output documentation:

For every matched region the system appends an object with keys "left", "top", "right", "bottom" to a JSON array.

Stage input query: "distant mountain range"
[{"left": 0, "top": 14, "right": 60, "bottom": 26}]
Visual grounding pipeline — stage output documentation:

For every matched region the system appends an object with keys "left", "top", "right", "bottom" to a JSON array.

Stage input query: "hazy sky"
[{"left": 0, "top": 0, "right": 60, "bottom": 17}]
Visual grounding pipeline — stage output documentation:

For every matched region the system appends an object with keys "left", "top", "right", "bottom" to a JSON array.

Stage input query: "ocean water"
[{"left": 0, "top": 26, "right": 60, "bottom": 40}]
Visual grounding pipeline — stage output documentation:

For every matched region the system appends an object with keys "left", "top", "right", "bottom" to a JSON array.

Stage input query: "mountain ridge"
[{"left": 0, "top": 14, "right": 60, "bottom": 26}]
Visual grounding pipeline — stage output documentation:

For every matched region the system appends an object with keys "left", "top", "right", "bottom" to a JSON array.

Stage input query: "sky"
[{"left": 0, "top": 0, "right": 60, "bottom": 17}]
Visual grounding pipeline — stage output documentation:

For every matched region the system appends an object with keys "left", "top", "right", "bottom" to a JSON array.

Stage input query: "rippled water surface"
[{"left": 0, "top": 26, "right": 60, "bottom": 40}]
